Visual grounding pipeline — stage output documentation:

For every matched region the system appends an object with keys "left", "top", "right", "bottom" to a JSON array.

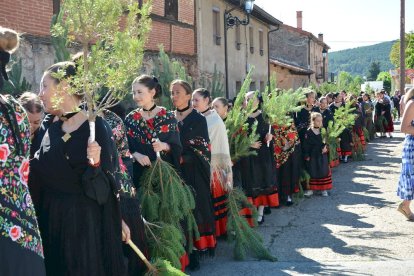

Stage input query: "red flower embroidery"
[
  {"left": 128, "top": 129, "right": 134, "bottom": 137},
  {"left": 141, "top": 138, "right": 145, "bottom": 144},
  {"left": 147, "top": 133, "right": 152, "bottom": 139},
  {"left": 15, "top": 113, "right": 24, "bottom": 125},
  {"left": 274, "top": 146, "right": 282, "bottom": 155},
  {"left": 133, "top": 112, "right": 142, "bottom": 121},
  {"left": 160, "top": 125, "right": 169, "bottom": 133},
  {"left": 119, "top": 157, "right": 127, "bottom": 173},
  {"left": 9, "top": 225, "right": 22, "bottom": 241},
  {"left": 0, "top": 144, "right": 11, "bottom": 163},
  {"left": 147, "top": 119, "right": 154, "bottom": 130},
  {"left": 19, "top": 159, "right": 30, "bottom": 186},
  {"left": 158, "top": 108, "right": 167, "bottom": 117},
  {"left": 11, "top": 211, "right": 18, "bottom": 218},
  {"left": 287, "top": 132, "right": 296, "bottom": 140}
]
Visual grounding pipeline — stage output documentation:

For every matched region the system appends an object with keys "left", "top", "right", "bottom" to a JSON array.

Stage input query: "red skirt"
[
  {"left": 239, "top": 207, "right": 255, "bottom": 227},
  {"left": 309, "top": 172, "right": 333, "bottom": 191},
  {"left": 180, "top": 253, "right": 189, "bottom": 272},
  {"left": 247, "top": 191, "right": 279, "bottom": 208},
  {"left": 211, "top": 172, "right": 228, "bottom": 237},
  {"left": 194, "top": 234, "right": 217, "bottom": 251},
  {"left": 385, "top": 120, "right": 394, "bottom": 132}
]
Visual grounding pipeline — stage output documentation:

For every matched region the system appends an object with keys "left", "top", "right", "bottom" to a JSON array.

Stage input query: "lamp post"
[
  {"left": 224, "top": 0, "right": 255, "bottom": 99},
  {"left": 322, "top": 48, "right": 327, "bottom": 82}
]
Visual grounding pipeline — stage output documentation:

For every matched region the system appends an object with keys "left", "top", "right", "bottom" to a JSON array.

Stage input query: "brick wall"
[
  {"left": 171, "top": 26, "right": 194, "bottom": 55},
  {"left": 178, "top": 0, "right": 194, "bottom": 25},
  {"left": 0, "top": 0, "right": 54, "bottom": 37},
  {"left": 146, "top": 20, "right": 172, "bottom": 51}
]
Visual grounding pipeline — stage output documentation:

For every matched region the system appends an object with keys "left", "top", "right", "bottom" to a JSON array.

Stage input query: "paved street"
[{"left": 193, "top": 123, "right": 414, "bottom": 276}]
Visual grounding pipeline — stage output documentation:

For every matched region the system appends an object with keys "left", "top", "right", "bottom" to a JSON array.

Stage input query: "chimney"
[
  {"left": 318, "top": 33, "right": 324, "bottom": 41},
  {"left": 297, "top": 11, "right": 302, "bottom": 30}
]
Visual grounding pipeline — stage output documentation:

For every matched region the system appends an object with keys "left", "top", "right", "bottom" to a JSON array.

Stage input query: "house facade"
[
  {"left": 195, "top": 0, "right": 281, "bottom": 98},
  {"left": 269, "top": 11, "right": 330, "bottom": 90}
]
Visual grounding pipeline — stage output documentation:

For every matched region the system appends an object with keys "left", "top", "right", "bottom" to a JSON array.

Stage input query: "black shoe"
[
  {"left": 258, "top": 216, "right": 265, "bottom": 225},
  {"left": 264, "top": 206, "right": 271, "bottom": 215},
  {"left": 189, "top": 251, "right": 200, "bottom": 271}
]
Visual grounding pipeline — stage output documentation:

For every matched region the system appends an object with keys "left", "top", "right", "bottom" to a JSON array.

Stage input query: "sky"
[{"left": 254, "top": 0, "right": 414, "bottom": 52}]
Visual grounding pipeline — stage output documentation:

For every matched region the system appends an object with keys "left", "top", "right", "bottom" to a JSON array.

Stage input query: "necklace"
[
  {"left": 176, "top": 105, "right": 190, "bottom": 116},
  {"left": 143, "top": 103, "right": 156, "bottom": 113},
  {"left": 59, "top": 111, "right": 79, "bottom": 121},
  {"left": 201, "top": 107, "right": 210, "bottom": 115}
]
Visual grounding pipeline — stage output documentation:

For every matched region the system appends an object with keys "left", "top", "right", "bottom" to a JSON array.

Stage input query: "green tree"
[
  {"left": 366, "top": 61, "right": 381, "bottom": 81},
  {"left": 389, "top": 32, "right": 414, "bottom": 68},
  {"left": 337, "top": 71, "right": 354, "bottom": 91},
  {"left": 376, "top": 71, "right": 392, "bottom": 92}
]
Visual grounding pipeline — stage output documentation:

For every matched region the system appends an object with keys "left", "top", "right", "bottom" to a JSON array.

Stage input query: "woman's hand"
[
  {"left": 133, "top": 152, "right": 151, "bottom": 167},
  {"left": 121, "top": 220, "right": 131, "bottom": 243},
  {"left": 381, "top": 111, "right": 385, "bottom": 115},
  {"left": 265, "top": 133, "right": 273, "bottom": 144},
  {"left": 87, "top": 141, "right": 101, "bottom": 165},
  {"left": 152, "top": 140, "right": 170, "bottom": 153},
  {"left": 322, "top": 145, "right": 328, "bottom": 154},
  {"left": 225, "top": 172, "right": 233, "bottom": 192},
  {"left": 251, "top": 141, "right": 262, "bottom": 149}
]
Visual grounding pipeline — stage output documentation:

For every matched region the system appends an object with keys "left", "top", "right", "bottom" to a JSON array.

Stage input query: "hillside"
[{"left": 328, "top": 41, "right": 396, "bottom": 76}]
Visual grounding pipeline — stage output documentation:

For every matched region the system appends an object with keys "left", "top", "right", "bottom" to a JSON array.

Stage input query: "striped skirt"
[{"left": 398, "top": 135, "right": 414, "bottom": 200}]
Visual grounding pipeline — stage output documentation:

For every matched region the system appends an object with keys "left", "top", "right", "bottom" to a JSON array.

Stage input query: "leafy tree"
[
  {"left": 389, "top": 32, "right": 414, "bottom": 68},
  {"left": 376, "top": 71, "right": 392, "bottom": 92},
  {"left": 337, "top": 71, "right": 354, "bottom": 91},
  {"left": 366, "top": 61, "right": 381, "bottom": 81},
  {"left": 1, "top": 58, "right": 32, "bottom": 96}
]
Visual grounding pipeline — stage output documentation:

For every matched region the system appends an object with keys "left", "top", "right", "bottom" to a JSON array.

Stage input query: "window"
[
  {"left": 249, "top": 81, "right": 256, "bottom": 91},
  {"left": 53, "top": 0, "right": 60, "bottom": 14},
  {"left": 249, "top": 26, "right": 254, "bottom": 54},
  {"left": 165, "top": 0, "right": 178, "bottom": 21},
  {"left": 236, "top": 81, "right": 242, "bottom": 94},
  {"left": 259, "top": 30, "right": 264, "bottom": 56},
  {"left": 213, "top": 8, "right": 221, "bottom": 45},
  {"left": 235, "top": 25, "right": 241, "bottom": 50}
]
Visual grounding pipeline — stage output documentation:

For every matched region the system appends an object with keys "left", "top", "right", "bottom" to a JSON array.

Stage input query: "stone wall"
[{"left": 269, "top": 26, "right": 308, "bottom": 69}]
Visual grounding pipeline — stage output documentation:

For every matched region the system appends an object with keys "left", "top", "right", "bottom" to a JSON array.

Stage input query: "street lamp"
[
  {"left": 224, "top": 0, "right": 255, "bottom": 99},
  {"left": 322, "top": 48, "right": 327, "bottom": 82}
]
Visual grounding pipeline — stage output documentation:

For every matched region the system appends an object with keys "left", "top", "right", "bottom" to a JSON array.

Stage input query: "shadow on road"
[{"left": 191, "top": 131, "right": 404, "bottom": 275}]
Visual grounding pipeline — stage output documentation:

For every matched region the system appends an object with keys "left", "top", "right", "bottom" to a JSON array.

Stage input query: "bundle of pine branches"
[
  {"left": 351, "top": 131, "right": 365, "bottom": 161},
  {"left": 226, "top": 188, "right": 277, "bottom": 261},
  {"left": 140, "top": 155, "right": 199, "bottom": 269},
  {"left": 261, "top": 87, "right": 305, "bottom": 128},
  {"left": 375, "top": 115, "right": 388, "bottom": 134},
  {"left": 224, "top": 68, "right": 259, "bottom": 162},
  {"left": 321, "top": 120, "right": 345, "bottom": 164}
]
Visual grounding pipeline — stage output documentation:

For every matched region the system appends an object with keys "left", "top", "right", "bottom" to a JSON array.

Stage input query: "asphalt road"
[{"left": 191, "top": 123, "right": 414, "bottom": 276}]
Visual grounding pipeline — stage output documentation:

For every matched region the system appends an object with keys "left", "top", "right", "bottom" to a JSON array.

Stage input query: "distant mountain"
[{"left": 328, "top": 41, "right": 396, "bottom": 76}]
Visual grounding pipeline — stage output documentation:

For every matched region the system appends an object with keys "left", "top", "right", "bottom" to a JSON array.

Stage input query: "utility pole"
[{"left": 400, "top": 0, "right": 405, "bottom": 94}]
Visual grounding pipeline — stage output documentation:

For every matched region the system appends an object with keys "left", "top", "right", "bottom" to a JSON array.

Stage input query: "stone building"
[
  {"left": 269, "top": 11, "right": 330, "bottom": 90},
  {"left": 195, "top": 0, "right": 281, "bottom": 98}
]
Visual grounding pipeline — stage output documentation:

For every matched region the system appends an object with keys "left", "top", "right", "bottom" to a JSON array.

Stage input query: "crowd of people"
[{"left": 0, "top": 25, "right": 409, "bottom": 276}]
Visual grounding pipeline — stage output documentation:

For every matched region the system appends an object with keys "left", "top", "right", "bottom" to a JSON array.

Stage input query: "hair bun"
[{"left": 152, "top": 76, "right": 159, "bottom": 83}]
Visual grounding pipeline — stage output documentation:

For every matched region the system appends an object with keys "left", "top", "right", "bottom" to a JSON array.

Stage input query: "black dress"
[
  {"left": 314, "top": 107, "right": 334, "bottom": 129},
  {"left": 302, "top": 129, "right": 332, "bottom": 191},
  {"left": 103, "top": 109, "right": 147, "bottom": 276},
  {"left": 30, "top": 116, "right": 127, "bottom": 276},
  {"left": 329, "top": 102, "right": 343, "bottom": 115},
  {"left": 295, "top": 105, "right": 318, "bottom": 142},
  {"left": 124, "top": 108, "right": 182, "bottom": 187},
  {"left": 375, "top": 100, "right": 394, "bottom": 133},
  {"left": 239, "top": 113, "right": 278, "bottom": 207},
  {"left": 178, "top": 109, "right": 216, "bottom": 252},
  {"left": 0, "top": 95, "right": 46, "bottom": 276}
]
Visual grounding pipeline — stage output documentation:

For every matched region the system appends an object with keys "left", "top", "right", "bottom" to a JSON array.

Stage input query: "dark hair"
[
  {"left": 18, "top": 92, "right": 43, "bottom": 114},
  {"left": 193, "top": 88, "right": 212, "bottom": 104},
  {"left": 213, "top": 97, "right": 229, "bottom": 107},
  {"left": 326, "top": 93, "right": 333, "bottom": 99},
  {"left": 45, "top": 61, "right": 77, "bottom": 84},
  {"left": 132, "top": 74, "right": 162, "bottom": 99},
  {"left": 319, "top": 96, "right": 327, "bottom": 103},
  {"left": 170, "top": 79, "right": 192, "bottom": 95},
  {"left": 333, "top": 92, "right": 340, "bottom": 98}
]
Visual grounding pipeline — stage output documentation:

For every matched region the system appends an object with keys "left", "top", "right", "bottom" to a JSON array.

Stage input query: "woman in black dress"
[
  {"left": 375, "top": 90, "right": 394, "bottom": 138},
  {"left": 303, "top": 112, "right": 332, "bottom": 197},
  {"left": 170, "top": 80, "right": 215, "bottom": 270},
  {"left": 30, "top": 62, "right": 128, "bottom": 276},
  {"left": 295, "top": 91, "right": 317, "bottom": 142},
  {"left": 239, "top": 91, "right": 278, "bottom": 225},
  {"left": 314, "top": 97, "right": 334, "bottom": 129},
  {"left": 329, "top": 92, "right": 344, "bottom": 115}
]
